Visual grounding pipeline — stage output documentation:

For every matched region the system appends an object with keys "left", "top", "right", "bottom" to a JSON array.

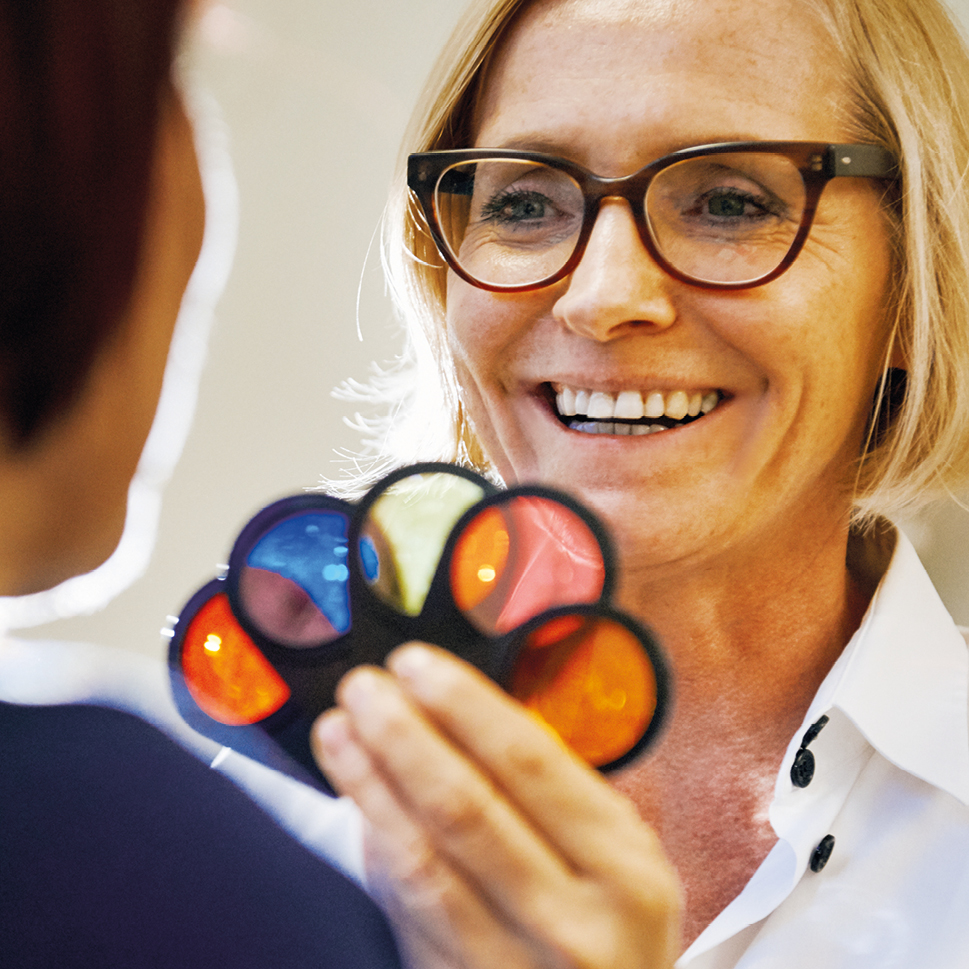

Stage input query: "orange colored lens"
[
  {"left": 450, "top": 506, "right": 510, "bottom": 611},
  {"left": 180, "top": 592, "right": 291, "bottom": 725},
  {"left": 510, "top": 614, "right": 656, "bottom": 767}
]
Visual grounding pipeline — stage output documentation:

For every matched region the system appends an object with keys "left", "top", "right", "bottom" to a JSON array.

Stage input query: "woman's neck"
[{"left": 608, "top": 516, "right": 871, "bottom": 949}]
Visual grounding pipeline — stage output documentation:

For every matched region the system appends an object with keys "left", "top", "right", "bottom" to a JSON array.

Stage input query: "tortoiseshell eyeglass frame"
[{"left": 407, "top": 141, "right": 898, "bottom": 292}]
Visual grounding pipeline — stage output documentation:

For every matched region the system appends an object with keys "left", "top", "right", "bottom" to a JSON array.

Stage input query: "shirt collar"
[
  {"left": 679, "top": 522, "right": 969, "bottom": 964},
  {"left": 827, "top": 524, "right": 969, "bottom": 806}
]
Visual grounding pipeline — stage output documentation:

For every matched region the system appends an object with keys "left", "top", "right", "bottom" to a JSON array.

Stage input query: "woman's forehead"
[
  {"left": 495, "top": 0, "right": 835, "bottom": 73},
  {"left": 519, "top": 0, "right": 690, "bottom": 31},
  {"left": 475, "top": 0, "right": 850, "bottom": 154}
]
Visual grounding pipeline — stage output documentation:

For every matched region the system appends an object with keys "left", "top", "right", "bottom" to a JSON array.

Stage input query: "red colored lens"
[{"left": 451, "top": 496, "right": 605, "bottom": 635}]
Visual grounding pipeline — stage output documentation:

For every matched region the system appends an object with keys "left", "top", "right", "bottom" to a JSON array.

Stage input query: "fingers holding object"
[
  {"left": 311, "top": 674, "right": 560, "bottom": 968},
  {"left": 312, "top": 646, "right": 681, "bottom": 969},
  {"left": 382, "top": 644, "right": 671, "bottom": 882},
  {"left": 313, "top": 660, "right": 569, "bottom": 901}
]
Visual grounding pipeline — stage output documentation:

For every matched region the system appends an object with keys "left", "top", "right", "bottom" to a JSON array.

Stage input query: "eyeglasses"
[
  {"left": 408, "top": 142, "right": 897, "bottom": 292},
  {"left": 168, "top": 464, "right": 670, "bottom": 792}
]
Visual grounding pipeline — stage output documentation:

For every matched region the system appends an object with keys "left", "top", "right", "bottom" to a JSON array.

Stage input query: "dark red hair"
[{"left": 0, "top": 0, "right": 184, "bottom": 447}]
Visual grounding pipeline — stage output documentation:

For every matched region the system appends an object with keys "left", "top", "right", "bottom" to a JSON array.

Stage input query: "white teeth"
[
  {"left": 559, "top": 385, "right": 577, "bottom": 416},
  {"left": 666, "top": 390, "right": 689, "bottom": 421},
  {"left": 614, "top": 390, "right": 644, "bottom": 420},
  {"left": 644, "top": 391, "right": 665, "bottom": 419},
  {"left": 554, "top": 384, "right": 721, "bottom": 429},
  {"left": 587, "top": 391, "right": 615, "bottom": 419}
]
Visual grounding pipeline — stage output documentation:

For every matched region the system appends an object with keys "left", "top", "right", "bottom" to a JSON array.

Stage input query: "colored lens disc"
[
  {"left": 450, "top": 505, "right": 510, "bottom": 611},
  {"left": 509, "top": 613, "right": 657, "bottom": 767},
  {"left": 362, "top": 471, "right": 487, "bottom": 616},
  {"left": 180, "top": 592, "right": 290, "bottom": 725},
  {"left": 451, "top": 495, "right": 605, "bottom": 635},
  {"left": 240, "top": 509, "right": 351, "bottom": 647}
]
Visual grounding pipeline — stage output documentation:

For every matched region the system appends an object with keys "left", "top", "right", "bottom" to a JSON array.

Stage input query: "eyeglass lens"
[
  {"left": 434, "top": 153, "right": 808, "bottom": 287},
  {"left": 360, "top": 471, "right": 489, "bottom": 616},
  {"left": 179, "top": 589, "right": 292, "bottom": 725},
  {"left": 239, "top": 509, "right": 353, "bottom": 647},
  {"left": 510, "top": 611, "right": 658, "bottom": 767}
]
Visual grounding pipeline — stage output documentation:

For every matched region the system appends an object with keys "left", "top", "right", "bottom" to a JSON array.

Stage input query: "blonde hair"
[{"left": 350, "top": 0, "right": 969, "bottom": 520}]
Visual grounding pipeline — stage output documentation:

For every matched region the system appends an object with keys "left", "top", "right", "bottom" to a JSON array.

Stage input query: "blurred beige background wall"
[{"left": 20, "top": 0, "right": 969, "bottom": 659}]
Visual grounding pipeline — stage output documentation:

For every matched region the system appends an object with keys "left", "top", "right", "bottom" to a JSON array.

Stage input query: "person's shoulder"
[
  {"left": 1, "top": 694, "right": 198, "bottom": 756},
  {"left": 0, "top": 700, "right": 401, "bottom": 969},
  {"left": 0, "top": 697, "right": 223, "bottom": 811}
]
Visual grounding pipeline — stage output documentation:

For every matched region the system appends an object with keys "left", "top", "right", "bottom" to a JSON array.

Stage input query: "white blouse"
[{"left": 681, "top": 528, "right": 969, "bottom": 967}]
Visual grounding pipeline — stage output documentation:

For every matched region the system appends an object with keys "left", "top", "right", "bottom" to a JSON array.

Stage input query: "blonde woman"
[{"left": 313, "top": 0, "right": 969, "bottom": 966}]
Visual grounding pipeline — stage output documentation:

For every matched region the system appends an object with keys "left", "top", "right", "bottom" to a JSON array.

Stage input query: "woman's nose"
[{"left": 552, "top": 198, "right": 677, "bottom": 341}]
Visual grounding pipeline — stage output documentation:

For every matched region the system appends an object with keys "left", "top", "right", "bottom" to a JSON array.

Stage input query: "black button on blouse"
[
  {"left": 790, "top": 714, "right": 830, "bottom": 788},
  {"left": 790, "top": 747, "right": 816, "bottom": 788},
  {"left": 810, "top": 834, "right": 836, "bottom": 872}
]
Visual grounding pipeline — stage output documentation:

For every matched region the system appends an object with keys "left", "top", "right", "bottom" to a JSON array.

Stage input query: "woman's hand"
[{"left": 311, "top": 643, "right": 681, "bottom": 969}]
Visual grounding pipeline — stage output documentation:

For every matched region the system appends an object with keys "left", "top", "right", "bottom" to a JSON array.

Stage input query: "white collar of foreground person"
[{"left": 680, "top": 522, "right": 969, "bottom": 968}]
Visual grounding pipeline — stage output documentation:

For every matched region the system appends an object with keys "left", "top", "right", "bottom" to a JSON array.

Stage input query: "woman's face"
[{"left": 445, "top": 0, "right": 894, "bottom": 574}]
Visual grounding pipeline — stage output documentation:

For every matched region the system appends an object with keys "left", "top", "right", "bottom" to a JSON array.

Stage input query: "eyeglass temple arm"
[{"left": 824, "top": 144, "right": 898, "bottom": 179}]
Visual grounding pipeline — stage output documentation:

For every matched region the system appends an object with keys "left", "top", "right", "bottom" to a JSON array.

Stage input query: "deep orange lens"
[
  {"left": 180, "top": 592, "right": 291, "bottom": 725},
  {"left": 510, "top": 614, "right": 656, "bottom": 767},
  {"left": 451, "top": 506, "right": 510, "bottom": 611}
]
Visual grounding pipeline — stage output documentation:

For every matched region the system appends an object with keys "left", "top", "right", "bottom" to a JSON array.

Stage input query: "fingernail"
[{"left": 387, "top": 643, "right": 436, "bottom": 679}]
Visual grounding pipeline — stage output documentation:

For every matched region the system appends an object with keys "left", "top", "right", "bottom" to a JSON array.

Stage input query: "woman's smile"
[{"left": 549, "top": 383, "right": 721, "bottom": 435}]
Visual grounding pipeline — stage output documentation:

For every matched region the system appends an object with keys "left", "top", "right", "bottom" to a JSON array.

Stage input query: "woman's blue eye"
[
  {"left": 696, "top": 189, "right": 770, "bottom": 220},
  {"left": 481, "top": 191, "right": 550, "bottom": 224},
  {"left": 706, "top": 192, "right": 750, "bottom": 218}
]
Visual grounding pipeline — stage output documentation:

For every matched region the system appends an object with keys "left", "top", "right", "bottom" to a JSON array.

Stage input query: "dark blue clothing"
[{"left": 0, "top": 701, "right": 401, "bottom": 968}]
